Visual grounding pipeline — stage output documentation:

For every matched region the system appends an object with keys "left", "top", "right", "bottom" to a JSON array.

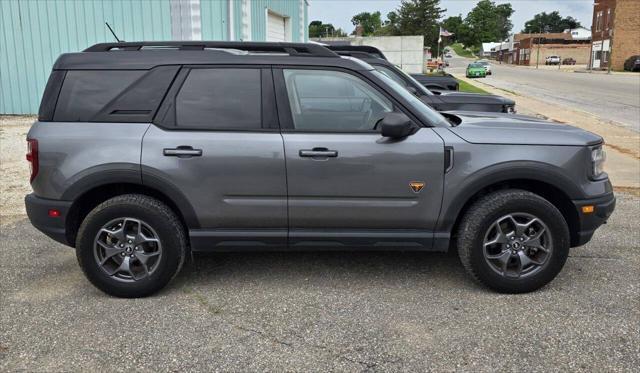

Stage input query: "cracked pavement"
[{"left": 1, "top": 192, "right": 639, "bottom": 371}]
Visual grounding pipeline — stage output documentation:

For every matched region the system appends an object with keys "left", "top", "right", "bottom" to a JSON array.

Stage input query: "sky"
[{"left": 308, "top": 0, "right": 594, "bottom": 35}]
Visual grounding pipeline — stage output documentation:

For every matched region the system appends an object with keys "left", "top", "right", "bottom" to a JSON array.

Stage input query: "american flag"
[{"left": 439, "top": 27, "right": 453, "bottom": 37}]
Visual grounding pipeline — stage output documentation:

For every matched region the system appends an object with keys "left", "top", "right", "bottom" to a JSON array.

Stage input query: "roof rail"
[
  {"left": 84, "top": 41, "right": 339, "bottom": 57},
  {"left": 327, "top": 45, "right": 387, "bottom": 60}
]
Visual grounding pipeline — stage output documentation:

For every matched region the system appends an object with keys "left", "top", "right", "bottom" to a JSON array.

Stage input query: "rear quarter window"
[{"left": 53, "top": 70, "right": 145, "bottom": 122}]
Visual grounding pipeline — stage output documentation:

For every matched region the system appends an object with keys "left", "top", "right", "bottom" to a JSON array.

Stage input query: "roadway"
[{"left": 446, "top": 51, "right": 640, "bottom": 132}]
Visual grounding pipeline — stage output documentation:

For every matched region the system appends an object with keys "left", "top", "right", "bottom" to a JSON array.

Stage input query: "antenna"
[{"left": 105, "top": 22, "right": 122, "bottom": 42}]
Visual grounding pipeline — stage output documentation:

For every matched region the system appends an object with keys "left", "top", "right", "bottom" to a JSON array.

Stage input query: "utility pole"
[{"left": 536, "top": 25, "right": 549, "bottom": 69}]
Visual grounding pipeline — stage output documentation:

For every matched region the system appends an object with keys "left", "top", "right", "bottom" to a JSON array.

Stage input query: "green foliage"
[
  {"left": 309, "top": 20, "right": 347, "bottom": 38},
  {"left": 451, "top": 43, "right": 477, "bottom": 59},
  {"left": 460, "top": 0, "right": 514, "bottom": 47},
  {"left": 457, "top": 79, "right": 489, "bottom": 94},
  {"left": 442, "top": 15, "right": 463, "bottom": 43},
  {"left": 351, "top": 11, "right": 383, "bottom": 36},
  {"left": 394, "top": 0, "right": 446, "bottom": 51},
  {"left": 522, "top": 11, "right": 582, "bottom": 33}
]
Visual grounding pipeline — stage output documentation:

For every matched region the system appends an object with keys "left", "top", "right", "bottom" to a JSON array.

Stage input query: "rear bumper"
[
  {"left": 571, "top": 192, "right": 616, "bottom": 247},
  {"left": 25, "top": 193, "right": 73, "bottom": 246}
]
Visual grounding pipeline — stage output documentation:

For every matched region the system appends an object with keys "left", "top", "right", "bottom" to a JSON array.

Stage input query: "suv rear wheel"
[
  {"left": 457, "top": 189, "right": 570, "bottom": 293},
  {"left": 76, "top": 194, "right": 186, "bottom": 298}
]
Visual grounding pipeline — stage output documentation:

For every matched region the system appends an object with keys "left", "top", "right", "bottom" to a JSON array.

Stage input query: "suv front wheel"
[
  {"left": 76, "top": 194, "right": 187, "bottom": 298},
  {"left": 457, "top": 189, "right": 570, "bottom": 293}
]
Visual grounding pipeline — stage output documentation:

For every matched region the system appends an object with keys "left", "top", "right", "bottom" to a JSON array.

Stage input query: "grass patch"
[
  {"left": 456, "top": 79, "right": 489, "bottom": 94},
  {"left": 450, "top": 43, "right": 477, "bottom": 59}
]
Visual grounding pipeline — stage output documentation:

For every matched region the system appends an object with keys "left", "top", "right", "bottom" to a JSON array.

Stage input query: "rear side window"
[
  {"left": 54, "top": 71, "right": 144, "bottom": 121},
  {"left": 175, "top": 68, "right": 262, "bottom": 129}
]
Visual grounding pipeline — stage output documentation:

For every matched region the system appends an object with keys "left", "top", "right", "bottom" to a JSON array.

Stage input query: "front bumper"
[
  {"left": 571, "top": 192, "right": 616, "bottom": 247},
  {"left": 25, "top": 193, "right": 73, "bottom": 246}
]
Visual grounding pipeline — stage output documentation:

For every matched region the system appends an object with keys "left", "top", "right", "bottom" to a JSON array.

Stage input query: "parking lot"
[{"left": 1, "top": 117, "right": 638, "bottom": 371}]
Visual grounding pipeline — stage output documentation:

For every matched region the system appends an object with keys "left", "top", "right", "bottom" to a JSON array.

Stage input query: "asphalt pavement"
[
  {"left": 1, "top": 192, "right": 639, "bottom": 371},
  {"left": 447, "top": 52, "right": 640, "bottom": 132}
]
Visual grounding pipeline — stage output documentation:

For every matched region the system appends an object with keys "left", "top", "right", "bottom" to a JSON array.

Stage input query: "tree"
[
  {"left": 522, "top": 11, "right": 582, "bottom": 33},
  {"left": 351, "top": 11, "right": 383, "bottom": 36},
  {"left": 461, "top": 0, "right": 514, "bottom": 47},
  {"left": 395, "top": 0, "right": 446, "bottom": 51},
  {"left": 442, "top": 15, "right": 463, "bottom": 43},
  {"left": 375, "top": 11, "right": 401, "bottom": 36},
  {"left": 308, "top": 20, "right": 346, "bottom": 38}
]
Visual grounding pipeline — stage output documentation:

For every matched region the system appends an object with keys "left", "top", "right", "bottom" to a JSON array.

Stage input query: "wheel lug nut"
[
  {"left": 119, "top": 244, "right": 124, "bottom": 247},
  {"left": 121, "top": 253, "right": 125, "bottom": 256},
  {"left": 128, "top": 240, "right": 132, "bottom": 244}
]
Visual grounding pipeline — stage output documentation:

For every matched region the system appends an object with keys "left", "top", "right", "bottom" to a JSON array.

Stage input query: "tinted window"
[
  {"left": 54, "top": 70, "right": 144, "bottom": 121},
  {"left": 283, "top": 69, "right": 392, "bottom": 131},
  {"left": 176, "top": 68, "right": 261, "bottom": 129}
]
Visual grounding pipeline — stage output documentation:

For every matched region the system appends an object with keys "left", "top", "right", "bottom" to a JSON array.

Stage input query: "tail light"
[{"left": 26, "top": 139, "right": 38, "bottom": 182}]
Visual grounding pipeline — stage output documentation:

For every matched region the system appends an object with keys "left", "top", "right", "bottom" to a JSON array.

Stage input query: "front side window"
[
  {"left": 175, "top": 68, "right": 261, "bottom": 129},
  {"left": 283, "top": 69, "right": 393, "bottom": 131}
]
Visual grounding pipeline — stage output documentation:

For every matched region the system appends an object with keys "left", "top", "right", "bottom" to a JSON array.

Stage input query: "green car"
[{"left": 466, "top": 63, "right": 487, "bottom": 78}]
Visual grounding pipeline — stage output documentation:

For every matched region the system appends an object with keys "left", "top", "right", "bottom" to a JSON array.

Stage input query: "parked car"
[
  {"left": 27, "top": 41, "right": 614, "bottom": 297},
  {"left": 445, "top": 53, "right": 452, "bottom": 58},
  {"left": 545, "top": 56, "right": 561, "bottom": 65},
  {"left": 623, "top": 55, "right": 640, "bottom": 72},
  {"left": 562, "top": 57, "right": 576, "bottom": 65},
  {"left": 411, "top": 73, "right": 459, "bottom": 90},
  {"left": 329, "top": 45, "right": 515, "bottom": 113},
  {"left": 477, "top": 60, "right": 492, "bottom": 75},
  {"left": 466, "top": 63, "right": 487, "bottom": 78}
]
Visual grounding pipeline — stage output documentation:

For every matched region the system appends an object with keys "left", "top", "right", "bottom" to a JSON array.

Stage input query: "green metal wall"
[
  {"left": 1, "top": 0, "right": 172, "bottom": 114},
  {"left": 200, "top": 0, "right": 228, "bottom": 40},
  {"left": 1, "top": 0, "right": 308, "bottom": 114}
]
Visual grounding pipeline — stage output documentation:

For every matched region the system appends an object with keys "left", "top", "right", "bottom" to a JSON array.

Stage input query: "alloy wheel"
[
  {"left": 482, "top": 213, "right": 552, "bottom": 279},
  {"left": 93, "top": 217, "right": 162, "bottom": 282}
]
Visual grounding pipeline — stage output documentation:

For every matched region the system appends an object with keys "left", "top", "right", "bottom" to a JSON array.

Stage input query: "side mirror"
[{"left": 380, "top": 112, "right": 417, "bottom": 138}]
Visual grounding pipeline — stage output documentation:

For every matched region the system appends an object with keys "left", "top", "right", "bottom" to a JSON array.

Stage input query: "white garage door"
[{"left": 267, "top": 12, "right": 286, "bottom": 42}]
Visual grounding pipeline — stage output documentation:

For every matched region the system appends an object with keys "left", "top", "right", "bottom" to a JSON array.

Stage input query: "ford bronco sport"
[{"left": 26, "top": 42, "right": 615, "bottom": 297}]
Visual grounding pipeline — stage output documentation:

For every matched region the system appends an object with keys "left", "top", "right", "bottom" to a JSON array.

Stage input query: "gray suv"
[{"left": 26, "top": 42, "right": 615, "bottom": 297}]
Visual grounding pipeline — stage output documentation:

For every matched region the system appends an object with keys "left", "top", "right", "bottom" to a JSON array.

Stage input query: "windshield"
[
  {"left": 371, "top": 70, "right": 449, "bottom": 127},
  {"left": 373, "top": 64, "right": 433, "bottom": 96},
  {"left": 469, "top": 63, "right": 483, "bottom": 68}
]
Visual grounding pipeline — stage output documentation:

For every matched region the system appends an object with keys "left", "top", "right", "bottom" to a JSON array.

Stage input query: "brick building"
[
  {"left": 590, "top": 0, "right": 640, "bottom": 70},
  {"left": 514, "top": 33, "right": 591, "bottom": 66}
]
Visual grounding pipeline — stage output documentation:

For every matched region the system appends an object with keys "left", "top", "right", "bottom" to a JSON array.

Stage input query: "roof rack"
[
  {"left": 327, "top": 45, "right": 387, "bottom": 60},
  {"left": 84, "top": 41, "right": 339, "bottom": 57}
]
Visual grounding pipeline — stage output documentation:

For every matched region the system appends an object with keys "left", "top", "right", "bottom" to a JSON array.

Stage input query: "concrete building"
[
  {"left": 590, "top": 0, "right": 640, "bottom": 70},
  {"left": 0, "top": 0, "right": 309, "bottom": 114},
  {"left": 311, "top": 36, "right": 425, "bottom": 74},
  {"left": 480, "top": 42, "right": 501, "bottom": 57}
]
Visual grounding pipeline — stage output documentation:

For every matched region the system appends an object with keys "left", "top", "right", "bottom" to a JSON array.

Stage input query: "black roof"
[{"left": 54, "top": 41, "right": 372, "bottom": 71}]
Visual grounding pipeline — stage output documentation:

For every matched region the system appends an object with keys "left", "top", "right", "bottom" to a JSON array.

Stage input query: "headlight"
[{"left": 591, "top": 145, "right": 606, "bottom": 179}]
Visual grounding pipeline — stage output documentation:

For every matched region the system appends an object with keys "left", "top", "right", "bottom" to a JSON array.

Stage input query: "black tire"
[
  {"left": 456, "top": 189, "right": 570, "bottom": 293},
  {"left": 76, "top": 194, "right": 187, "bottom": 298}
]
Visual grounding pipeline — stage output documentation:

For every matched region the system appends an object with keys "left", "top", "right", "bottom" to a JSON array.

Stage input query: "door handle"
[
  {"left": 163, "top": 146, "right": 202, "bottom": 158},
  {"left": 299, "top": 147, "right": 338, "bottom": 158}
]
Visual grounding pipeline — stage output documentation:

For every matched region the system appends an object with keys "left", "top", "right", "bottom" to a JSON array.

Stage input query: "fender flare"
[
  {"left": 60, "top": 165, "right": 200, "bottom": 228},
  {"left": 436, "top": 161, "right": 584, "bottom": 233}
]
